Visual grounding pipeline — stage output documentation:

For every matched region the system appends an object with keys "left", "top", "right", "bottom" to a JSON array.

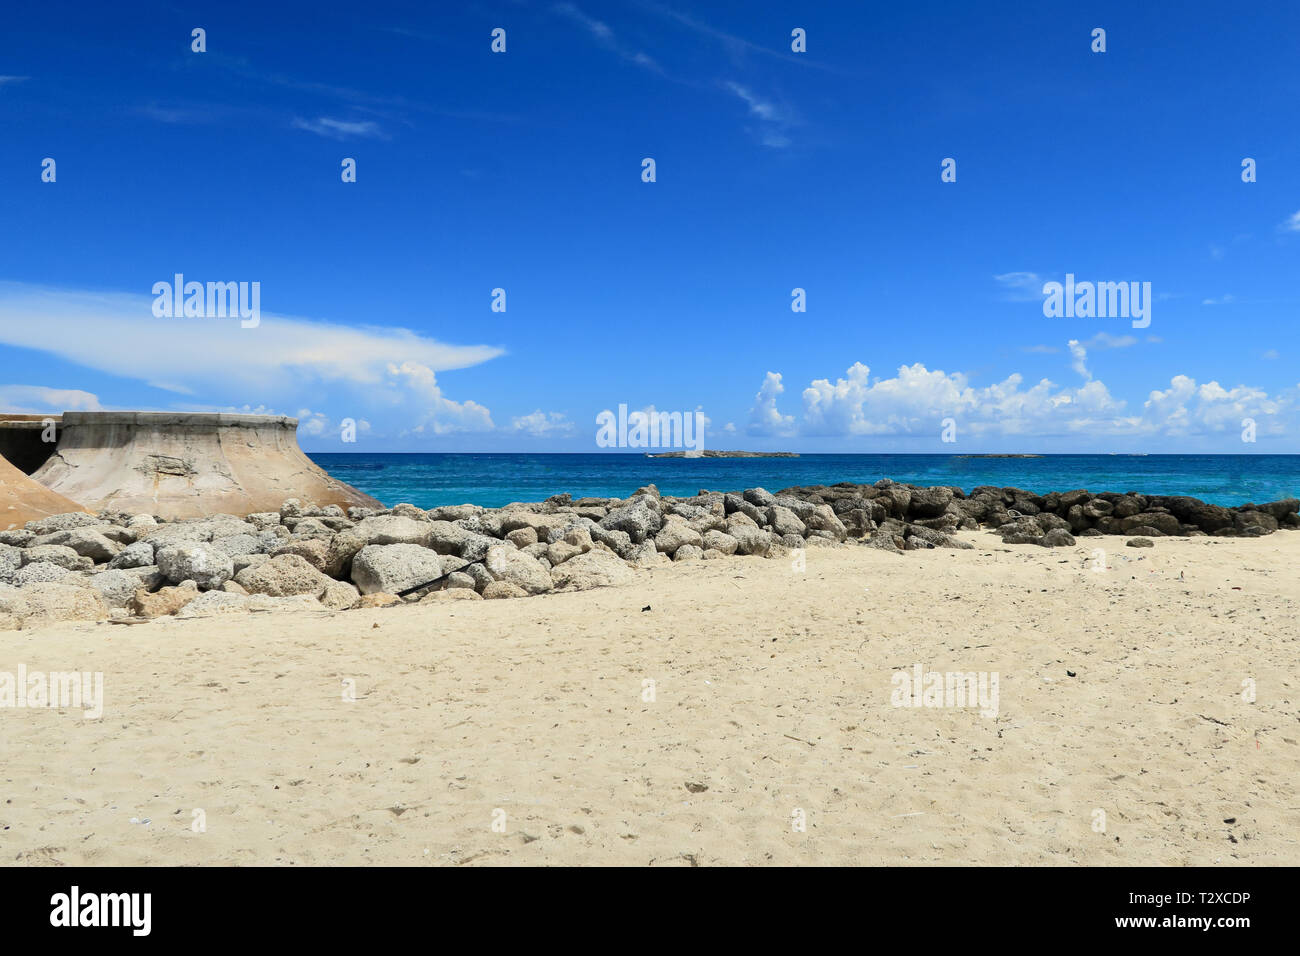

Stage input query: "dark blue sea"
[{"left": 306, "top": 453, "right": 1300, "bottom": 510}]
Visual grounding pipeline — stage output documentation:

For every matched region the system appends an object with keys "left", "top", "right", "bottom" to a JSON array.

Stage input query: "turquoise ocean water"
[{"left": 307, "top": 453, "right": 1300, "bottom": 510}]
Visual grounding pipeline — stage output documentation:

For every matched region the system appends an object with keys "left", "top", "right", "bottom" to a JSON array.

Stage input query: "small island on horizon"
[{"left": 646, "top": 450, "right": 800, "bottom": 458}]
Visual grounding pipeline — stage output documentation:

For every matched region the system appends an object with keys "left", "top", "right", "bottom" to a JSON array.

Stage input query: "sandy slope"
[{"left": 3, "top": 531, "right": 1297, "bottom": 866}]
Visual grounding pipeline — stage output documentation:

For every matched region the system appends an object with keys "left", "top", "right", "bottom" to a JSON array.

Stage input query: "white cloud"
[
  {"left": 723, "top": 82, "right": 795, "bottom": 148},
  {"left": 0, "top": 282, "right": 501, "bottom": 400},
  {"left": 291, "top": 117, "right": 386, "bottom": 139},
  {"left": 1281, "top": 210, "right": 1300, "bottom": 233},
  {"left": 554, "top": 3, "right": 661, "bottom": 72},
  {"left": 745, "top": 350, "right": 1298, "bottom": 441},
  {"left": 0, "top": 384, "right": 102, "bottom": 414},
  {"left": 1067, "top": 339, "right": 1090, "bottom": 380},
  {"left": 993, "top": 272, "right": 1042, "bottom": 302},
  {"left": 511, "top": 410, "right": 576, "bottom": 437},
  {"left": 1081, "top": 332, "right": 1137, "bottom": 349},
  {"left": 384, "top": 361, "right": 494, "bottom": 434},
  {"left": 747, "top": 371, "right": 795, "bottom": 436},
  {"left": 1202, "top": 294, "right": 1235, "bottom": 306}
]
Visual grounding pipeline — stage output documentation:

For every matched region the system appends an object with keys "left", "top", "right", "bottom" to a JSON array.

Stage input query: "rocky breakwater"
[
  {"left": 0, "top": 484, "right": 848, "bottom": 629},
  {"left": 2, "top": 480, "right": 1295, "bottom": 630},
  {"left": 775, "top": 480, "right": 1300, "bottom": 550}
]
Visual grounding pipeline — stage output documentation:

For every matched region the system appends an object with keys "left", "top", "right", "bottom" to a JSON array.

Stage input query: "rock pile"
[
  {"left": 776, "top": 481, "right": 1300, "bottom": 549},
  {"left": 1, "top": 480, "right": 1295, "bottom": 629}
]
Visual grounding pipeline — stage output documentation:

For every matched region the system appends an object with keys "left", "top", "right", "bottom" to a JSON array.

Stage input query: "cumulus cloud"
[
  {"left": 747, "top": 371, "right": 796, "bottom": 437},
  {"left": 746, "top": 350, "right": 1299, "bottom": 441},
  {"left": 1067, "top": 339, "right": 1090, "bottom": 380},
  {"left": 384, "top": 361, "right": 494, "bottom": 434},
  {"left": 511, "top": 410, "right": 576, "bottom": 437}
]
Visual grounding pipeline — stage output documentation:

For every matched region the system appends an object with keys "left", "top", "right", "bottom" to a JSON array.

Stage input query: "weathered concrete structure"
[
  {"left": 1, "top": 449, "right": 89, "bottom": 530},
  {"left": 31, "top": 412, "right": 382, "bottom": 519},
  {"left": 0, "top": 414, "right": 61, "bottom": 474}
]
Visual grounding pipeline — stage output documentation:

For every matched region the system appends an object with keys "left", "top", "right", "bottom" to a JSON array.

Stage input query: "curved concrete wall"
[
  {"left": 31, "top": 412, "right": 382, "bottom": 519},
  {"left": 0, "top": 415, "right": 61, "bottom": 474},
  {"left": 2, "top": 450, "right": 90, "bottom": 530}
]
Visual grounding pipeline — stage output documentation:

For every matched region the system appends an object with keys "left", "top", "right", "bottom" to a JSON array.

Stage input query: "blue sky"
[{"left": 2, "top": 0, "right": 1298, "bottom": 453}]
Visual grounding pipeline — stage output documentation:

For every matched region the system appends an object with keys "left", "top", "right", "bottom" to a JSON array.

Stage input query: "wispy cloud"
[
  {"left": 0, "top": 75, "right": 29, "bottom": 86},
  {"left": 553, "top": 3, "right": 662, "bottom": 72},
  {"left": 0, "top": 385, "right": 101, "bottom": 414},
  {"left": 1281, "top": 210, "right": 1300, "bottom": 233},
  {"left": 993, "top": 271, "right": 1042, "bottom": 302},
  {"left": 638, "top": 1, "right": 840, "bottom": 73},
  {"left": 291, "top": 116, "right": 387, "bottom": 140},
  {"left": 722, "top": 81, "right": 795, "bottom": 147},
  {"left": 1202, "top": 294, "right": 1235, "bottom": 306},
  {"left": 1080, "top": 332, "right": 1138, "bottom": 350}
]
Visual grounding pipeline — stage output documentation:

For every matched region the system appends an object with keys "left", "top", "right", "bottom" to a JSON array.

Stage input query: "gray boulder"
[
  {"left": 654, "top": 521, "right": 703, "bottom": 555},
  {"left": 726, "top": 521, "right": 772, "bottom": 556},
  {"left": 23, "top": 512, "right": 101, "bottom": 535},
  {"left": 350, "top": 544, "right": 447, "bottom": 595},
  {"left": 0, "top": 544, "right": 21, "bottom": 584},
  {"left": 355, "top": 514, "right": 433, "bottom": 547},
  {"left": 209, "top": 532, "right": 264, "bottom": 557},
  {"left": 427, "top": 521, "right": 497, "bottom": 562},
  {"left": 804, "top": 504, "right": 848, "bottom": 541},
  {"left": 600, "top": 499, "right": 662, "bottom": 544},
  {"left": 12, "top": 562, "right": 75, "bottom": 586},
  {"left": 234, "top": 552, "right": 334, "bottom": 597},
  {"left": 908, "top": 486, "right": 953, "bottom": 519},
  {"left": 549, "top": 550, "right": 635, "bottom": 591},
  {"left": 765, "top": 505, "right": 806, "bottom": 537},
  {"left": 156, "top": 543, "right": 234, "bottom": 590},
  {"left": 701, "top": 530, "right": 738, "bottom": 555},
  {"left": 484, "top": 544, "right": 552, "bottom": 595},
  {"left": 107, "top": 540, "right": 156, "bottom": 569},
  {"left": 32, "top": 527, "right": 122, "bottom": 562},
  {"left": 21, "top": 545, "right": 92, "bottom": 571},
  {"left": 85, "top": 567, "right": 166, "bottom": 608}
]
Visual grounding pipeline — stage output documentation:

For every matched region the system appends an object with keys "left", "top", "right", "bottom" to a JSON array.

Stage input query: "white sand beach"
[{"left": 4, "top": 530, "right": 1297, "bottom": 867}]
